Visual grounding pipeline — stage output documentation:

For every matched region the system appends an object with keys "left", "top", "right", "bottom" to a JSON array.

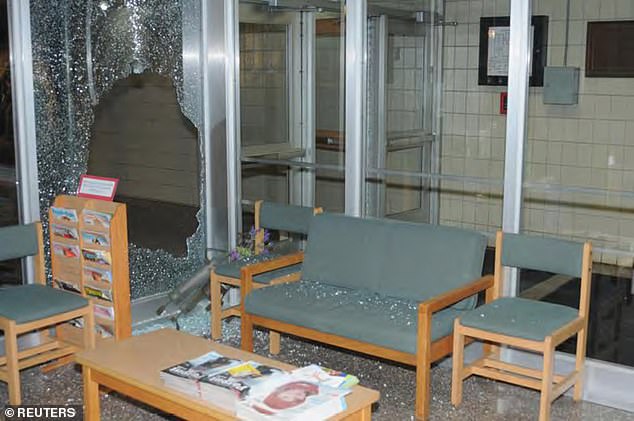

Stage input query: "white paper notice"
[
  {"left": 487, "top": 26, "right": 510, "bottom": 76},
  {"left": 77, "top": 175, "right": 118, "bottom": 200},
  {"left": 487, "top": 25, "right": 535, "bottom": 77}
]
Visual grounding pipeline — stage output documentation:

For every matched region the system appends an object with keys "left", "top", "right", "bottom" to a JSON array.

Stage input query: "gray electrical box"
[{"left": 543, "top": 67, "right": 580, "bottom": 105}]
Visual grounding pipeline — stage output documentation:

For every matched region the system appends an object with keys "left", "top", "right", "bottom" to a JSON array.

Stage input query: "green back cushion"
[
  {"left": 302, "top": 214, "right": 487, "bottom": 302},
  {"left": 260, "top": 202, "right": 315, "bottom": 234},
  {"left": 502, "top": 233, "right": 584, "bottom": 278},
  {"left": 0, "top": 223, "right": 39, "bottom": 261}
]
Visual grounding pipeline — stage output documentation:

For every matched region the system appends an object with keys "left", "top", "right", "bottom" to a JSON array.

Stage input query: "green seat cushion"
[
  {"left": 0, "top": 284, "right": 90, "bottom": 324},
  {"left": 459, "top": 297, "right": 579, "bottom": 342},
  {"left": 244, "top": 281, "right": 466, "bottom": 354},
  {"left": 214, "top": 260, "right": 302, "bottom": 284}
]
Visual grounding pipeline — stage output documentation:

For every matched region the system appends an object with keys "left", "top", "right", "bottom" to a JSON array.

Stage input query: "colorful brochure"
[
  {"left": 81, "top": 231, "right": 110, "bottom": 247},
  {"left": 83, "top": 266, "right": 112, "bottom": 284},
  {"left": 53, "top": 278, "right": 81, "bottom": 294},
  {"left": 51, "top": 224, "right": 79, "bottom": 241},
  {"left": 82, "top": 248, "right": 111, "bottom": 266},
  {"left": 96, "top": 323, "right": 114, "bottom": 338},
  {"left": 51, "top": 207, "right": 78, "bottom": 224},
  {"left": 52, "top": 243, "right": 80, "bottom": 259},
  {"left": 84, "top": 285, "right": 113, "bottom": 302},
  {"left": 82, "top": 210, "right": 112, "bottom": 229},
  {"left": 94, "top": 304, "right": 115, "bottom": 320}
]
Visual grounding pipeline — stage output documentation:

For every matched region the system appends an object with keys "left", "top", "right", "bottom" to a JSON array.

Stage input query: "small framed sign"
[
  {"left": 478, "top": 15, "right": 549, "bottom": 86},
  {"left": 77, "top": 175, "right": 119, "bottom": 201}
]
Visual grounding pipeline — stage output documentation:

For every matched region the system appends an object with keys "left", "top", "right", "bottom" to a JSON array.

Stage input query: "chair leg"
[
  {"left": 451, "top": 320, "right": 465, "bottom": 406},
  {"left": 6, "top": 320, "right": 21, "bottom": 405},
  {"left": 574, "top": 327, "right": 587, "bottom": 401},
  {"left": 241, "top": 313, "right": 254, "bottom": 352},
  {"left": 539, "top": 337, "right": 554, "bottom": 421},
  {"left": 269, "top": 331, "right": 280, "bottom": 355},
  {"left": 83, "top": 302, "right": 96, "bottom": 350},
  {"left": 210, "top": 273, "right": 222, "bottom": 340}
]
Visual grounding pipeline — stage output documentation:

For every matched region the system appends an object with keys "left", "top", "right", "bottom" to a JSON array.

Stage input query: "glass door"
[
  {"left": 238, "top": 1, "right": 346, "bottom": 226},
  {"left": 365, "top": 4, "right": 437, "bottom": 223},
  {"left": 239, "top": 3, "right": 298, "bottom": 228}
]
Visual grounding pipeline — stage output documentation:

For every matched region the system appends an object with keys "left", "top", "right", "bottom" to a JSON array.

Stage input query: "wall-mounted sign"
[
  {"left": 478, "top": 16, "right": 549, "bottom": 87},
  {"left": 77, "top": 175, "right": 119, "bottom": 201}
]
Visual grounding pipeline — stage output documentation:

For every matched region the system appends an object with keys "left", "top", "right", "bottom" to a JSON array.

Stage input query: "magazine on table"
[
  {"left": 203, "top": 361, "right": 285, "bottom": 399},
  {"left": 236, "top": 373, "right": 349, "bottom": 420},
  {"left": 160, "top": 352, "right": 354, "bottom": 419},
  {"left": 291, "top": 364, "right": 359, "bottom": 390},
  {"left": 160, "top": 351, "right": 243, "bottom": 410},
  {"left": 161, "top": 351, "right": 242, "bottom": 382}
]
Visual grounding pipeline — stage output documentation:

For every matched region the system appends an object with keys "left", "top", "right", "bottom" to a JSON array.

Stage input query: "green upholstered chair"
[
  {"left": 0, "top": 222, "right": 95, "bottom": 405},
  {"left": 451, "top": 231, "right": 592, "bottom": 421},
  {"left": 209, "top": 201, "right": 321, "bottom": 352}
]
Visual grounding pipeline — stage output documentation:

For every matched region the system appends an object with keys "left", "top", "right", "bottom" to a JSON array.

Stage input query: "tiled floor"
[{"left": 1, "top": 316, "right": 632, "bottom": 421}]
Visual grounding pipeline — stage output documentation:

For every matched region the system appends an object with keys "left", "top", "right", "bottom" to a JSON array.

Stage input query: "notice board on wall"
[{"left": 478, "top": 15, "right": 549, "bottom": 87}]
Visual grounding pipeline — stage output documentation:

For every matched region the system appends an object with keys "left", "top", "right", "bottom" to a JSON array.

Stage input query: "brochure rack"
[{"left": 49, "top": 194, "right": 131, "bottom": 341}]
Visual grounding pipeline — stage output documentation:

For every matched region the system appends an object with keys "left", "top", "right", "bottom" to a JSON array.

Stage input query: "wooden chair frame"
[
  {"left": 451, "top": 231, "right": 592, "bottom": 421},
  {"left": 240, "top": 251, "right": 494, "bottom": 419},
  {"left": 0, "top": 222, "right": 96, "bottom": 405},
  {"left": 210, "top": 201, "right": 322, "bottom": 353}
]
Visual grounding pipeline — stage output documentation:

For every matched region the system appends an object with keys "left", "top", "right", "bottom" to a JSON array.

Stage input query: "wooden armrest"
[
  {"left": 240, "top": 252, "right": 305, "bottom": 306},
  {"left": 418, "top": 274, "right": 494, "bottom": 315},
  {"left": 240, "top": 251, "right": 305, "bottom": 279}
]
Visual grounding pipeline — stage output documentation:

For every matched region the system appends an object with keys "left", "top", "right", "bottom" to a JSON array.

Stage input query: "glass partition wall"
[
  {"left": 364, "top": 0, "right": 507, "bottom": 236},
  {"left": 238, "top": 0, "right": 346, "bottom": 227},
  {"left": 519, "top": 0, "right": 634, "bottom": 371},
  {"left": 233, "top": 0, "right": 634, "bottom": 410}
]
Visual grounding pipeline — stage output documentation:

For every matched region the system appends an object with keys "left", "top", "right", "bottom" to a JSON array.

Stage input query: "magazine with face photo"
[{"left": 236, "top": 374, "right": 348, "bottom": 420}]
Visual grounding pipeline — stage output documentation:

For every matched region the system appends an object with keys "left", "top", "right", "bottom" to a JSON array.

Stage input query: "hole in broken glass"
[{"left": 88, "top": 71, "right": 200, "bottom": 257}]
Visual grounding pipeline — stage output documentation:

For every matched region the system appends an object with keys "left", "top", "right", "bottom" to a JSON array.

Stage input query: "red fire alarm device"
[{"left": 500, "top": 92, "right": 508, "bottom": 115}]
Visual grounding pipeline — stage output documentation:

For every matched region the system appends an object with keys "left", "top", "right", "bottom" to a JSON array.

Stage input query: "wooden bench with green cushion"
[{"left": 240, "top": 213, "right": 492, "bottom": 419}]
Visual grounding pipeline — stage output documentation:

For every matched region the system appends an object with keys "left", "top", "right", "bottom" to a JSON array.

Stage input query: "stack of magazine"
[{"left": 160, "top": 352, "right": 359, "bottom": 420}]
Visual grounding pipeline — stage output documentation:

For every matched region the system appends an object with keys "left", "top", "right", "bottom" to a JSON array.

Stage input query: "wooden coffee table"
[{"left": 76, "top": 328, "right": 379, "bottom": 420}]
